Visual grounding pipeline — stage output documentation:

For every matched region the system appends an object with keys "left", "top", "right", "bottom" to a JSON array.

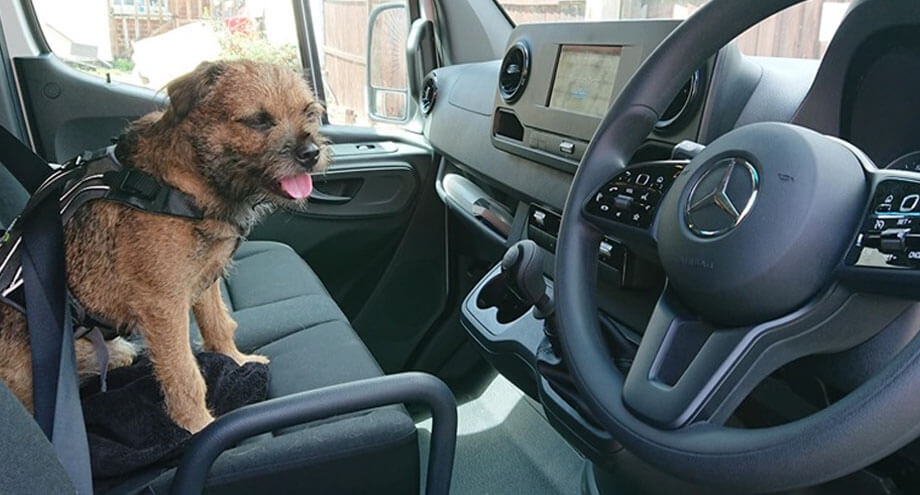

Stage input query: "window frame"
[{"left": 296, "top": 0, "right": 424, "bottom": 129}]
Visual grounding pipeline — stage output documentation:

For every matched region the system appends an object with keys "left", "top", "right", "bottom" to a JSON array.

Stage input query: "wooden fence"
[{"left": 501, "top": 0, "right": 849, "bottom": 59}]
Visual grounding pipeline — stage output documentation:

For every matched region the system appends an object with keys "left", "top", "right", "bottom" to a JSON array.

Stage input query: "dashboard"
[
  {"left": 490, "top": 20, "right": 705, "bottom": 174},
  {"left": 420, "top": 5, "right": 920, "bottom": 479}
]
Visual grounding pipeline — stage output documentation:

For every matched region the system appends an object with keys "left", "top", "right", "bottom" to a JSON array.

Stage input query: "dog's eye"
[{"left": 239, "top": 111, "right": 275, "bottom": 131}]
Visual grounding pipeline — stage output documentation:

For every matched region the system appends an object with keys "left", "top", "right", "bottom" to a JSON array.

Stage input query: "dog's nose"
[{"left": 295, "top": 143, "right": 321, "bottom": 169}]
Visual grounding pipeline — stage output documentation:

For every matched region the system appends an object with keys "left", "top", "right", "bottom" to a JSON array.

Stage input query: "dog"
[{"left": 0, "top": 60, "right": 328, "bottom": 433}]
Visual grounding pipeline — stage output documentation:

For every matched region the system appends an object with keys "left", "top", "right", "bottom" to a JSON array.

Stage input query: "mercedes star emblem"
[{"left": 685, "top": 158, "right": 759, "bottom": 237}]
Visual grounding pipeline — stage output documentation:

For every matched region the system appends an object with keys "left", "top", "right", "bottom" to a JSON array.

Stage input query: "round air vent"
[
  {"left": 499, "top": 41, "right": 531, "bottom": 103},
  {"left": 420, "top": 73, "right": 437, "bottom": 115},
  {"left": 656, "top": 69, "right": 702, "bottom": 130}
]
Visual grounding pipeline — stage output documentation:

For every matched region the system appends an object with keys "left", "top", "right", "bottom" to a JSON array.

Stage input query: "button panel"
[
  {"left": 851, "top": 179, "right": 920, "bottom": 269},
  {"left": 585, "top": 162, "right": 684, "bottom": 228}
]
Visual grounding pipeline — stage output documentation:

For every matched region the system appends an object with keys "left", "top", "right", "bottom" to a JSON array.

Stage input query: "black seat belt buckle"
[{"left": 119, "top": 170, "right": 161, "bottom": 200}]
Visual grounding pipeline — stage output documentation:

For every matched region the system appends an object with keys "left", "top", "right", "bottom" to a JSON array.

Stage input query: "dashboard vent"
[
  {"left": 656, "top": 69, "right": 702, "bottom": 130},
  {"left": 421, "top": 73, "right": 437, "bottom": 115},
  {"left": 500, "top": 42, "right": 530, "bottom": 103}
]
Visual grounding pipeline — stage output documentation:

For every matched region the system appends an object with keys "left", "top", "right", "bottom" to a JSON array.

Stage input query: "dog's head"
[{"left": 162, "top": 60, "right": 329, "bottom": 206}]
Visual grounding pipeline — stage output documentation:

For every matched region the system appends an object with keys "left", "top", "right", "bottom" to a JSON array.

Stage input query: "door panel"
[{"left": 14, "top": 55, "right": 161, "bottom": 162}]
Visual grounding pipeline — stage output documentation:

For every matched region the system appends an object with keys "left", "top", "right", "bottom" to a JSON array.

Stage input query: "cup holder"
[{"left": 476, "top": 271, "right": 533, "bottom": 324}]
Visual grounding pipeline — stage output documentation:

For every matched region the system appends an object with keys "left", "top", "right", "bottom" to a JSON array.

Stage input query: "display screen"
[{"left": 549, "top": 45, "right": 622, "bottom": 118}]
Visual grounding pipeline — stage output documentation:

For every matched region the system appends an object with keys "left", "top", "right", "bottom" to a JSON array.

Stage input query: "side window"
[
  {"left": 309, "top": 0, "right": 410, "bottom": 126},
  {"left": 29, "top": 0, "right": 300, "bottom": 90}
]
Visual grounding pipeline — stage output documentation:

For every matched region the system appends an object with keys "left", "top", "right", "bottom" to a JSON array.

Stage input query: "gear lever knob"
[{"left": 500, "top": 240, "right": 553, "bottom": 319}]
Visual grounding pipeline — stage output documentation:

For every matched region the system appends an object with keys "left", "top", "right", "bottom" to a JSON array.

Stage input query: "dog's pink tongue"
[{"left": 279, "top": 174, "right": 313, "bottom": 199}]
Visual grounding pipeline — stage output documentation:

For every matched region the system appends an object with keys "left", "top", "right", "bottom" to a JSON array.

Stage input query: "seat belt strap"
[
  {"left": 0, "top": 123, "right": 52, "bottom": 193},
  {"left": 18, "top": 155, "right": 93, "bottom": 494}
]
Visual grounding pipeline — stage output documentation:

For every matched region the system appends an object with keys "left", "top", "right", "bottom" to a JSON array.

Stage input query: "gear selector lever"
[{"left": 500, "top": 240, "right": 556, "bottom": 336}]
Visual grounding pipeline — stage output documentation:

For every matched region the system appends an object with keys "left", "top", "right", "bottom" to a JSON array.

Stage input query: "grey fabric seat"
[{"left": 1, "top": 168, "right": 420, "bottom": 494}]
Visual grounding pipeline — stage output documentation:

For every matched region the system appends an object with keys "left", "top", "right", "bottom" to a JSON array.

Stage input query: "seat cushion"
[{"left": 109, "top": 241, "right": 419, "bottom": 494}]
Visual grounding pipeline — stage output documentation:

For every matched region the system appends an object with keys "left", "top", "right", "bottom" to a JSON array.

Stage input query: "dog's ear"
[{"left": 164, "top": 61, "right": 227, "bottom": 123}]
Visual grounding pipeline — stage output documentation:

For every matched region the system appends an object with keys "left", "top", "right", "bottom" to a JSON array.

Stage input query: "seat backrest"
[
  {"left": 0, "top": 380, "right": 75, "bottom": 493},
  {"left": 0, "top": 162, "right": 29, "bottom": 230}
]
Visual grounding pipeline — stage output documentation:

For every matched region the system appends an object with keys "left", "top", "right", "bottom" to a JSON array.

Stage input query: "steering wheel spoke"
[
  {"left": 622, "top": 283, "right": 914, "bottom": 429},
  {"left": 582, "top": 160, "right": 687, "bottom": 255}
]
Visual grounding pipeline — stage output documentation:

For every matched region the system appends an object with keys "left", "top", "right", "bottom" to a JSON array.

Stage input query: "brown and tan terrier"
[{"left": 0, "top": 60, "right": 328, "bottom": 433}]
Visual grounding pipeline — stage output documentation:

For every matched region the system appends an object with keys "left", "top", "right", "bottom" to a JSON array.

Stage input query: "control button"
[
  {"left": 614, "top": 195, "right": 633, "bottom": 211},
  {"left": 865, "top": 216, "right": 896, "bottom": 232},
  {"left": 623, "top": 186, "right": 636, "bottom": 196},
  {"left": 599, "top": 204, "right": 611, "bottom": 214},
  {"left": 901, "top": 194, "right": 920, "bottom": 212},
  {"left": 620, "top": 170, "right": 634, "bottom": 183},
  {"left": 907, "top": 250, "right": 920, "bottom": 262},
  {"left": 879, "top": 228, "right": 911, "bottom": 253},
  {"left": 638, "top": 189, "right": 661, "bottom": 205},
  {"left": 532, "top": 210, "right": 546, "bottom": 227},
  {"left": 895, "top": 216, "right": 915, "bottom": 228},
  {"left": 599, "top": 241, "right": 614, "bottom": 259},
  {"left": 559, "top": 141, "right": 575, "bottom": 155},
  {"left": 636, "top": 173, "right": 651, "bottom": 186},
  {"left": 876, "top": 203, "right": 892, "bottom": 213},
  {"left": 859, "top": 233, "right": 880, "bottom": 249}
]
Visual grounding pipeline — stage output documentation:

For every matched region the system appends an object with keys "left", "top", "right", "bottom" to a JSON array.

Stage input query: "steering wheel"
[{"left": 555, "top": 0, "right": 920, "bottom": 491}]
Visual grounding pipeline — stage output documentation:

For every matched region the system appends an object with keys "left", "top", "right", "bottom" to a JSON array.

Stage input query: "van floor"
[{"left": 417, "top": 373, "right": 584, "bottom": 494}]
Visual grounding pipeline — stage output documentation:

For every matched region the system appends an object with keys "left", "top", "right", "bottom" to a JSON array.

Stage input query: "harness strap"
[{"left": 85, "top": 328, "right": 109, "bottom": 393}]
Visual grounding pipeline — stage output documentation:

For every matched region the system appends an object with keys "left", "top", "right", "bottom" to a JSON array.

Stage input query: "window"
[
  {"left": 30, "top": 0, "right": 300, "bottom": 90},
  {"left": 308, "top": 0, "right": 410, "bottom": 126},
  {"left": 494, "top": 0, "right": 850, "bottom": 60}
]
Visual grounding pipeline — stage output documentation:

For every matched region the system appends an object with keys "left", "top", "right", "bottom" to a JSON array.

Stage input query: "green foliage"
[
  {"left": 213, "top": 22, "right": 300, "bottom": 69},
  {"left": 111, "top": 57, "right": 135, "bottom": 72}
]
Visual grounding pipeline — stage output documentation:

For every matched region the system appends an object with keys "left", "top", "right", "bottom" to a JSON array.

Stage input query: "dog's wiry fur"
[{"left": 0, "top": 60, "right": 328, "bottom": 432}]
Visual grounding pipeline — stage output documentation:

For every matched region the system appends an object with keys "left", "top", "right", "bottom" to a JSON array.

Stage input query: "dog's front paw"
[
  {"left": 176, "top": 409, "right": 215, "bottom": 434},
  {"left": 233, "top": 352, "right": 270, "bottom": 365},
  {"left": 107, "top": 337, "right": 139, "bottom": 369}
]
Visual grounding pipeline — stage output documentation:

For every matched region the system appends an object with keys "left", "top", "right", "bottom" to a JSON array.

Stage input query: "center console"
[{"left": 457, "top": 19, "right": 719, "bottom": 466}]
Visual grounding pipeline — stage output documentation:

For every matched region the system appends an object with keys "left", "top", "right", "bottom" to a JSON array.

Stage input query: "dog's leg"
[
  {"left": 143, "top": 306, "right": 213, "bottom": 433},
  {"left": 193, "top": 281, "right": 269, "bottom": 365}
]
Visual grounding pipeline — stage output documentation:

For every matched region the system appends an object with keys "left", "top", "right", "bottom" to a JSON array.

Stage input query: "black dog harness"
[{"left": 0, "top": 145, "right": 203, "bottom": 387}]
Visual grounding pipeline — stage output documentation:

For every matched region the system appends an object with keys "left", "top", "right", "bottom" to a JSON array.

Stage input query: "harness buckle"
[{"left": 119, "top": 169, "right": 161, "bottom": 200}]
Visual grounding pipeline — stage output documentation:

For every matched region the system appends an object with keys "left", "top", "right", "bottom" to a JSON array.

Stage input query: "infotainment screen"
[{"left": 548, "top": 45, "right": 622, "bottom": 118}]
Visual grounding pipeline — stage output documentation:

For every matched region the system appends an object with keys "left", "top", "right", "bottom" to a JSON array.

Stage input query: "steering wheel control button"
[
  {"left": 585, "top": 161, "right": 685, "bottom": 230},
  {"left": 852, "top": 179, "right": 920, "bottom": 269},
  {"left": 685, "top": 157, "right": 758, "bottom": 238}
]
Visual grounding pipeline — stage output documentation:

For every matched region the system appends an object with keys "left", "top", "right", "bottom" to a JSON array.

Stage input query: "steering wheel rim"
[{"left": 554, "top": 0, "right": 920, "bottom": 491}]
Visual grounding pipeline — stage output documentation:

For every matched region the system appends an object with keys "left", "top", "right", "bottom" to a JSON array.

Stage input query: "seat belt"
[
  {"left": 0, "top": 123, "right": 51, "bottom": 192},
  {"left": 1, "top": 124, "right": 93, "bottom": 494}
]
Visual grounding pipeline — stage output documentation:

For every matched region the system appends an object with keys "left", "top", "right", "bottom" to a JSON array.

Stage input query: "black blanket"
[{"left": 80, "top": 352, "right": 269, "bottom": 482}]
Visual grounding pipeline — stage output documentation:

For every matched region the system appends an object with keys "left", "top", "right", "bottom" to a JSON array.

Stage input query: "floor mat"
[{"left": 418, "top": 374, "right": 584, "bottom": 494}]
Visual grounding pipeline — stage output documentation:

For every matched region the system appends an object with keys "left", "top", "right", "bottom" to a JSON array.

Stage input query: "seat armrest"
[{"left": 170, "top": 372, "right": 456, "bottom": 495}]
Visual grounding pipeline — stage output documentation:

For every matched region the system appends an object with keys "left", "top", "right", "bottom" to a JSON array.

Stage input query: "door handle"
[{"left": 311, "top": 190, "right": 352, "bottom": 204}]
